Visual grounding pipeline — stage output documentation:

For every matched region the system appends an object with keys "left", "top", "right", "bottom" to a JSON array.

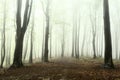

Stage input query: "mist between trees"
[{"left": 0, "top": 0, "right": 120, "bottom": 69}]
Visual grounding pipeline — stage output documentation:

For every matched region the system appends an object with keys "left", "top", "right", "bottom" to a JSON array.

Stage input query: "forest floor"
[{"left": 0, "top": 57, "right": 120, "bottom": 80}]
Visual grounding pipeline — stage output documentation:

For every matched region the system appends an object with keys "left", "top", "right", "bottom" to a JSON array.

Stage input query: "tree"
[
  {"left": 0, "top": 0, "right": 6, "bottom": 68},
  {"left": 75, "top": 14, "right": 80, "bottom": 59},
  {"left": 71, "top": 20, "right": 75, "bottom": 57},
  {"left": 41, "top": 22, "right": 45, "bottom": 61},
  {"left": 23, "top": 34, "right": 30, "bottom": 61},
  {"left": 61, "top": 24, "right": 65, "bottom": 57},
  {"left": 11, "top": 0, "right": 33, "bottom": 68},
  {"left": 72, "top": 13, "right": 80, "bottom": 59},
  {"left": 41, "top": 0, "right": 51, "bottom": 62},
  {"left": 81, "top": 28, "right": 86, "bottom": 57},
  {"left": 103, "top": 0, "right": 114, "bottom": 68},
  {"left": 29, "top": 9, "right": 35, "bottom": 63},
  {"left": 49, "top": 26, "right": 52, "bottom": 58},
  {"left": 90, "top": 10, "right": 97, "bottom": 59}
]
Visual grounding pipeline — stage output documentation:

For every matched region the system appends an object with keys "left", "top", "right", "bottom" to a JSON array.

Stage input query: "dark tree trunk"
[
  {"left": 10, "top": 0, "right": 33, "bottom": 68},
  {"left": 44, "top": 19, "right": 49, "bottom": 62},
  {"left": 12, "top": 34, "right": 24, "bottom": 67},
  {"left": 103, "top": 0, "right": 114, "bottom": 68},
  {"left": 61, "top": 25, "right": 65, "bottom": 58},
  {"left": 49, "top": 27, "right": 52, "bottom": 58},
  {"left": 74, "top": 18, "right": 78, "bottom": 59},
  {"left": 43, "top": 0, "right": 50, "bottom": 62},
  {"left": 93, "top": 34, "right": 96, "bottom": 59},
  {"left": 71, "top": 17, "right": 75, "bottom": 57},
  {"left": 29, "top": 29, "right": 33, "bottom": 63},
  {"left": 41, "top": 24, "right": 45, "bottom": 61},
  {"left": 76, "top": 15, "right": 80, "bottom": 59},
  {"left": 71, "top": 25, "right": 75, "bottom": 57},
  {"left": 29, "top": 39, "right": 33, "bottom": 63}
]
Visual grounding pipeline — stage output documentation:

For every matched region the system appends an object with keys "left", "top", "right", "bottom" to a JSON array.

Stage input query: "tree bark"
[
  {"left": 10, "top": 0, "right": 33, "bottom": 68},
  {"left": 103, "top": 0, "right": 114, "bottom": 68},
  {"left": 0, "top": 0, "right": 6, "bottom": 68},
  {"left": 12, "top": 34, "right": 24, "bottom": 67},
  {"left": 43, "top": 0, "right": 50, "bottom": 62}
]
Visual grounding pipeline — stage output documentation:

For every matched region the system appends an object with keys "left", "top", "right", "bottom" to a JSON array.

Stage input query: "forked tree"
[{"left": 11, "top": 0, "right": 33, "bottom": 68}]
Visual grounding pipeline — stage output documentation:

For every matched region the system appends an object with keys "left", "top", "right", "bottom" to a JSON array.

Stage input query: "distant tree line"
[{"left": 0, "top": 0, "right": 115, "bottom": 69}]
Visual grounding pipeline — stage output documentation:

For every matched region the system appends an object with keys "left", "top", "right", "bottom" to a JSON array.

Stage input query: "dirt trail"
[{"left": 0, "top": 58, "right": 120, "bottom": 80}]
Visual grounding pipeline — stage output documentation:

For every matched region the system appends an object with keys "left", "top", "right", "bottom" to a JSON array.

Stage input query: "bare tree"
[
  {"left": 72, "top": 13, "right": 80, "bottom": 59},
  {"left": 76, "top": 14, "right": 80, "bottom": 59},
  {"left": 11, "top": 0, "right": 33, "bottom": 68},
  {"left": 103, "top": 0, "right": 114, "bottom": 68},
  {"left": 81, "top": 28, "right": 86, "bottom": 57},
  {"left": 23, "top": 34, "right": 30, "bottom": 61},
  {"left": 29, "top": 8, "right": 35, "bottom": 63},
  {"left": 1, "top": 0, "right": 6, "bottom": 68},
  {"left": 41, "top": 23, "right": 45, "bottom": 61},
  {"left": 41, "top": 0, "right": 51, "bottom": 62},
  {"left": 49, "top": 26, "right": 52, "bottom": 58},
  {"left": 61, "top": 24, "right": 65, "bottom": 57},
  {"left": 71, "top": 21, "right": 75, "bottom": 57},
  {"left": 90, "top": 10, "right": 97, "bottom": 59}
]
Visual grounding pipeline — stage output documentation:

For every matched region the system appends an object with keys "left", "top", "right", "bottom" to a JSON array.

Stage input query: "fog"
[{"left": 0, "top": 0, "right": 120, "bottom": 67}]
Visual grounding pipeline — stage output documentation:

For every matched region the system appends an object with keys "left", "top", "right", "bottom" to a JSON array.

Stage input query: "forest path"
[{"left": 0, "top": 58, "right": 120, "bottom": 80}]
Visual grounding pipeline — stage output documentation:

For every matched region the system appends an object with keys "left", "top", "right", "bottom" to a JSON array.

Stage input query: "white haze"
[{"left": 0, "top": 0, "right": 120, "bottom": 67}]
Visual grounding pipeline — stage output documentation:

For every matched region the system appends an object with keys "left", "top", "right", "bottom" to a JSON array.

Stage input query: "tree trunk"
[
  {"left": 41, "top": 24, "right": 45, "bottom": 61},
  {"left": 44, "top": 17, "right": 49, "bottom": 62},
  {"left": 1, "top": 0, "right": 6, "bottom": 68},
  {"left": 93, "top": 34, "right": 96, "bottom": 59},
  {"left": 10, "top": 0, "right": 33, "bottom": 68},
  {"left": 29, "top": 30, "right": 33, "bottom": 63},
  {"left": 71, "top": 25, "right": 75, "bottom": 57},
  {"left": 29, "top": 8, "right": 34, "bottom": 63},
  {"left": 23, "top": 35, "right": 29, "bottom": 61},
  {"left": 103, "top": 0, "right": 114, "bottom": 68},
  {"left": 12, "top": 33, "right": 24, "bottom": 68},
  {"left": 81, "top": 29, "right": 86, "bottom": 57},
  {"left": 61, "top": 25, "right": 65, "bottom": 57},
  {"left": 43, "top": 0, "right": 50, "bottom": 62}
]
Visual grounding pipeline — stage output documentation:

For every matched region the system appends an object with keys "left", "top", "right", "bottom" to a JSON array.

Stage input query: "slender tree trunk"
[
  {"left": 61, "top": 25, "right": 65, "bottom": 57},
  {"left": 23, "top": 35, "right": 29, "bottom": 61},
  {"left": 76, "top": 14, "right": 80, "bottom": 59},
  {"left": 44, "top": 17, "right": 49, "bottom": 62},
  {"left": 75, "top": 19, "right": 78, "bottom": 59},
  {"left": 41, "top": 24, "right": 45, "bottom": 61},
  {"left": 103, "top": 0, "right": 114, "bottom": 68},
  {"left": 1, "top": 0, "right": 6, "bottom": 68},
  {"left": 8, "top": 35, "right": 12, "bottom": 65},
  {"left": 90, "top": 11, "right": 97, "bottom": 59},
  {"left": 81, "top": 29, "right": 86, "bottom": 57},
  {"left": 29, "top": 26, "right": 34, "bottom": 63},
  {"left": 29, "top": 8, "right": 35, "bottom": 63},
  {"left": 29, "top": 34, "right": 33, "bottom": 63},
  {"left": 93, "top": 34, "right": 96, "bottom": 59},
  {"left": 71, "top": 25, "right": 75, "bottom": 57},
  {"left": 44, "top": 0, "right": 50, "bottom": 62},
  {"left": 49, "top": 26, "right": 52, "bottom": 58},
  {"left": 115, "top": 31, "right": 118, "bottom": 60}
]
